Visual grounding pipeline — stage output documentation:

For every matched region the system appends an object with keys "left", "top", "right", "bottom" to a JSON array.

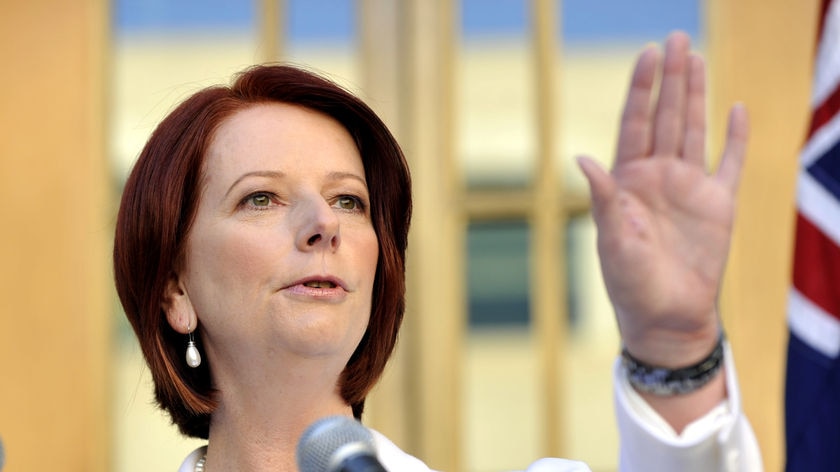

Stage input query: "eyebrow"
[
  {"left": 326, "top": 171, "right": 368, "bottom": 188},
  {"left": 223, "top": 170, "right": 368, "bottom": 199},
  {"left": 224, "top": 170, "right": 285, "bottom": 199}
]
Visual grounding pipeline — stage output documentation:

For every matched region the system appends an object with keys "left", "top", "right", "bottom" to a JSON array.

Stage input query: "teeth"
[{"left": 304, "top": 281, "right": 336, "bottom": 289}]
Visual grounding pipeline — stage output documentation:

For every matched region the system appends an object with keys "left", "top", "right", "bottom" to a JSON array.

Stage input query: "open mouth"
[{"left": 303, "top": 281, "right": 337, "bottom": 289}]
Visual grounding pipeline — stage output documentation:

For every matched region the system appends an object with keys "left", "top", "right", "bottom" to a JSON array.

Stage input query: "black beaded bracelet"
[{"left": 621, "top": 332, "right": 725, "bottom": 396}]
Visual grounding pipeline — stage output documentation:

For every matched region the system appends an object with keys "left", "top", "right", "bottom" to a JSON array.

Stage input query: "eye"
[
  {"left": 243, "top": 192, "right": 274, "bottom": 208},
  {"left": 334, "top": 195, "right": 364, "bottom": 211}
]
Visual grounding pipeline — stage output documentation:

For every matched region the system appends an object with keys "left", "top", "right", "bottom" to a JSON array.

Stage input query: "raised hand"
[{"left": 577, "top": 31, "right": 749, "bottom": 369}]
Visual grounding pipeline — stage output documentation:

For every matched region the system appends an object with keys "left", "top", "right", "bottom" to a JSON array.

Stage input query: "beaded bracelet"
[{"left": 621, "top": 332, "right": 725, "bottom": 396}]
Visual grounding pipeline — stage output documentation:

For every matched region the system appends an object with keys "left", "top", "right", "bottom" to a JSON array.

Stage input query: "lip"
[
  {"left": 281, "top": 274, "right": 350, "bottom": 299},
  {"left": 286, "top": 274, "right": 348, "bottom": 291}
]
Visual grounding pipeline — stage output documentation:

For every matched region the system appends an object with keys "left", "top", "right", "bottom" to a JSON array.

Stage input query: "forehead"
[{"left": 203, "top": 102, "right": 364, "bottom": 180}]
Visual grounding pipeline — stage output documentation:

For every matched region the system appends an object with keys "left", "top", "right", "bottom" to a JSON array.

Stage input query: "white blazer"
[
  {"left": 178, "top": 343, "right": 762, "bottom": 471},
  {"left": 613, "top": 343, "right": 763, "bottom": 471}
]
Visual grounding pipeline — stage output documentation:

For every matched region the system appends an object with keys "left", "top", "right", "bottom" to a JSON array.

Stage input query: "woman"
[{"left": 113, "top": 32, "right": 761, "bottom": 471}]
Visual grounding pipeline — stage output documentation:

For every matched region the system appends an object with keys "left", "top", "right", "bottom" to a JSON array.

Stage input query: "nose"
[{"left": 294, "top": 196, "right": 341, "bottom": 252}]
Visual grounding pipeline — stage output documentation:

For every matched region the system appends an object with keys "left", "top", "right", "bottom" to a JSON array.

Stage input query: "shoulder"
[
  {"left": 523, "top": 458, "right": 592, "bottom": 472},
  {"left": 369, "top": 429, "right": 591, "bottom": 472},
  {"left": 370, "top": 429, "right": 440, "bottom": 472},
  {"left": 177, "top": 436, "right": 591, "bottom": 472}
]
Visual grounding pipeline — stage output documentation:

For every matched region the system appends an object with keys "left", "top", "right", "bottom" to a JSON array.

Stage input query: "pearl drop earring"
[{"left": 186, "top": 324, "right": 201, "bottom": 368}]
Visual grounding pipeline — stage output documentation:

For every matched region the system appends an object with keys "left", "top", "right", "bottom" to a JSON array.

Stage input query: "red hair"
[{"left": 113, "top": 65, "right": 412, "bottom": 438}]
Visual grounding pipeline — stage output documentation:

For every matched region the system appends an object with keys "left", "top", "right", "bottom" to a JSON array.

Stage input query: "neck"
[{"left": 202, "top": 355, "right": 356, "bottom": 471}]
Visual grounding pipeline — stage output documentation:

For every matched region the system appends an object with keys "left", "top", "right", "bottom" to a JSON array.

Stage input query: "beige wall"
[
  {"left": 0, "top": 1, "right": 824, "bottom": 470},
  {"left": 710, "top": 0, "right": 820, "bottom": 470},
  {"left": 0, "top": 1, "right": 111, "bottom": 471}
]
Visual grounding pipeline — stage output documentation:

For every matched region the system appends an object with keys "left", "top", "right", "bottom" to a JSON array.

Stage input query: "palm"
[
  {"left": 604, "top": 158, "right": 733, "bottom": 330},
  {"left": 578, "top": 32, "right": 749, "bottom": 363}
]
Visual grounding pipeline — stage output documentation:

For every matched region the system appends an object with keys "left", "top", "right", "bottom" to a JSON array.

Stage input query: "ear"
[{"left": 161, "top": 272, "right": 197, "bottom": 334}]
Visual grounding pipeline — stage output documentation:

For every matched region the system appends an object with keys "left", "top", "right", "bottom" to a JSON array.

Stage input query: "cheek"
[
  {"left": 359, "top": 228, "right": 380, "bottom": 283},
  {"left": 184, "top": 226, "right": 281, "bottom": 300},
  {"left": 345, "top": 227, "right": 378, "bottom": 325},
  {"left": 190, "top": 231, "right": 243, "bottom": 275}
]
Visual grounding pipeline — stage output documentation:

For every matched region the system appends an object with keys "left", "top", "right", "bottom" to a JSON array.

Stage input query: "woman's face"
[{"left": 170, "top": 103, "right": 379, "bottom": 374}]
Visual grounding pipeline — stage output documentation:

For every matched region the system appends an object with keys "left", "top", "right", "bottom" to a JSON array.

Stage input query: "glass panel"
[
  {"left": 113, "top": 0, "right": 253, "bottom": 36},
  {"left": 562, "top": 0, "right": 701, "bottom": 45},
  {"left": 110, "top": 2, "right": 259, "bottom": 179},
  {"left": 458, "top": 0, "right": 535, "bottom": 189},
  {"left": 562, "top": 213, "right": 620, "bottom": 470},
  {"left": 559, "top": 0, "right": 703, "bottom": 196},
  {"left": 464, "top": 216, "right": 609, "bottom": 471},
  {"left": 464, "top": 220, "right": 538, "bottom": 471},
  {"left": 285, "top": 0, "right": 359, "bottom": 92},
  {"left": 468, "top": 221, "right": 531, "bottom": 327},
  {"left": 559, "top": 2, "right": 702, "bottom": 469}
]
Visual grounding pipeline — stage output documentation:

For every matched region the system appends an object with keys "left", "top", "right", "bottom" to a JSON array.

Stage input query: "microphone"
[
  {"left": 0, "top": 434, "right": 5, "bottom": 471},
  {"left": 296, "top": 416, "right": 387, "bottom": 472}
]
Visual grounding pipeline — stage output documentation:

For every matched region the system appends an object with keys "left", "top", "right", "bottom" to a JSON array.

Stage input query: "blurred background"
[{"left": 0, "top": 0, "right": 818, "bottom": 470}]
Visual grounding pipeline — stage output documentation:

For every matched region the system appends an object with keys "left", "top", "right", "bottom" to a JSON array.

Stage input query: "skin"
[
  {"left": 157, "top": 31, "right": 745, "bottom": 468},
  {"left": 578, "top": 31, "right": 749, "bottom": 433},
  {"left": 162, "top": 103, "right": 379, "bottom": 471}
]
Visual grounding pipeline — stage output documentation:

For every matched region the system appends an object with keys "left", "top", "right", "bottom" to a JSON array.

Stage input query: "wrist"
[
  {"left": 619, "top": 315, "right": 721, "bottom": 368},
  {"left": 622, "top": 331, "right": 725, "bottom": 396}
]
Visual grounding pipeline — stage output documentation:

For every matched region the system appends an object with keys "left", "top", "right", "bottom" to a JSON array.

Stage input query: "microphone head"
[{"left": 296, "top": 416, "right": 377, "bottom": 472}]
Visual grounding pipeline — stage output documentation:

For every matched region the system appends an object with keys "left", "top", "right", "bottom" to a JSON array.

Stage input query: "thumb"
[{"left": 576, "top": 155, "right": 616, "bottom": 217}]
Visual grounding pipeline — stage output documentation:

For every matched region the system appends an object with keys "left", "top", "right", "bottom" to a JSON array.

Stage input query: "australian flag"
[{"left": 785, "top": 0, "right": 840, "bottom": 469}]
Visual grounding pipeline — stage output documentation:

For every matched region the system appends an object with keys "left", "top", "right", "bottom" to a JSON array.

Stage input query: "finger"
[
  {"left": 715, "top": 103, "right": 749, "bottom": 193},
  {"left": 576, "top": 155, "right": 617, "bottom": 220},
  {"left": 682, "top": 53, "right": 707, "bottom": 168},
  {"left": 652, "top": 31, "right": 691, "bottom": 157},
  {"left": 615, "top": 45, "right": 659, "bottom": 168}
]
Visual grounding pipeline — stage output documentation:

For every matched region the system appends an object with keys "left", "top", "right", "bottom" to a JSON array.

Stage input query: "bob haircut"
[{"left": 113, "top": 64, "right": 412, "bottom": 439}]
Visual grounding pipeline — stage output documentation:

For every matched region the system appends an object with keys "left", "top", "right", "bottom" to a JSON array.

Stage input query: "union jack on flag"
[{"left": 785, "top": 0, "right": 840, "bottom": 469}]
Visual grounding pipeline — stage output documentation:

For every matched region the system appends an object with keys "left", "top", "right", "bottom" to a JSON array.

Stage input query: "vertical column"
[
  {"left": 400, "top": 0, "right": 464, "bottom": 470},
  {"left": 708, "top": 0, "right": 820, "bottom": 470},
  {"left": 529, "top": 0, "right": 566, "bottom": 460},
  {"left": 258, "top": 0, "right": 285, "bottom": 62},
  {"left": 358, "top": 0, "right": 410, "bottom": 448},
  {"left": 0, "top": 1, "right": 110, "bottom": 470}
]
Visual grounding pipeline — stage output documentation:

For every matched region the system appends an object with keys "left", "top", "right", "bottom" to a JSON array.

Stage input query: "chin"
[{"left": 283, "top": 328, "right": 366, "bottom": 361}]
